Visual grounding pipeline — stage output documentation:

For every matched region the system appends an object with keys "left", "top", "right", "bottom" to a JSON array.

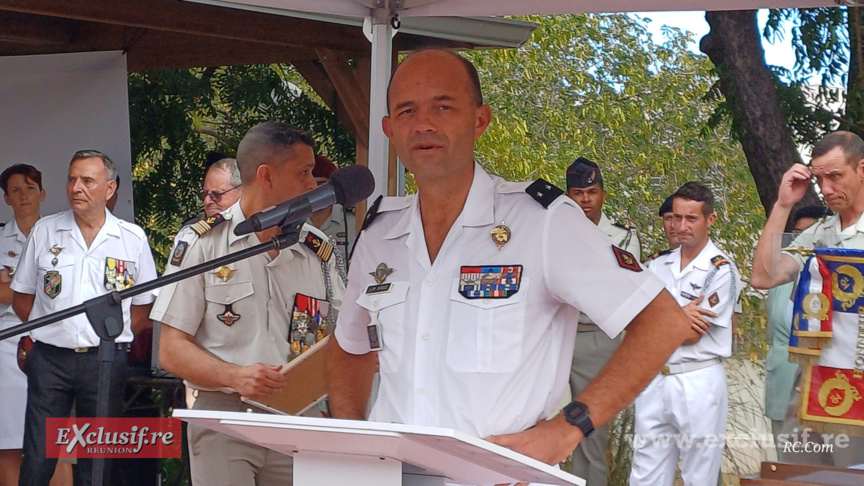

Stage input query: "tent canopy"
[{"left": 218, "top": 0, "right": 839, "bottom": 18}]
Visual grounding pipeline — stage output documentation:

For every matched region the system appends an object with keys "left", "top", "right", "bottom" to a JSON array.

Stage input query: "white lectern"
[{"left": 175, "top": 409, "right": 585, "bottom": 486}]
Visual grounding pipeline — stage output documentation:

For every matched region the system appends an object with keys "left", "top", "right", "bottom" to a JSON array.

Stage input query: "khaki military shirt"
[
  {"left": 785, "top": 213, "right": 864, "bottom": 269},
  {"left": 150, "top": 201, "right": 344, "bottom": 391},
  {"left": 315, "top": 204, "right": 356, "bottom": 258}
]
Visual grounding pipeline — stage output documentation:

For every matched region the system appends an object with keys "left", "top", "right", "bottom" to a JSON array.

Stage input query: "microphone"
[{"left": 234, "top": 164, "right": 375, "bottom": 236}]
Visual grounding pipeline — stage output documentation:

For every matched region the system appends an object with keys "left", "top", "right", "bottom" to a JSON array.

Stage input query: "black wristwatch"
[{"left": 563, "top": 401, "right": 595, "bottom": 437}]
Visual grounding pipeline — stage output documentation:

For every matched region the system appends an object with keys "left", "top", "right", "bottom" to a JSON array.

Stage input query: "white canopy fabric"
[
  {"left": 223, "top": 0, "right": 837, "bottom": 17},
  {"left": 214, "top": 0, "right": 843, "bottom": 199}
]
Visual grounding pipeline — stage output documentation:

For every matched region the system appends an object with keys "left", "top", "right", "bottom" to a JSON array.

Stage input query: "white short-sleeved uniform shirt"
[
  {"left": 11, "top": 209, "right": 157, "bottom": 347},
  {"left": 647, "top": 240, "right": 740, "bottom": 363},
  {"left": 0, "top": 219, "right": 27, "bottom": 328},
  {"left": 335, "top": 164, "right": 665, "bottom": 438}
]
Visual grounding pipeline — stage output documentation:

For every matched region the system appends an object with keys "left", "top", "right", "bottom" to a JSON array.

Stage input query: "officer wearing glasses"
[{"left": 165, "top": 158, "right": 242, "bottom": 270}]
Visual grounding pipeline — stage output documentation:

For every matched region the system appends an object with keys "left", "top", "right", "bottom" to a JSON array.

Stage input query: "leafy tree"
[{"left": 467, "top": 14, "right": 762, "bottom": 282}]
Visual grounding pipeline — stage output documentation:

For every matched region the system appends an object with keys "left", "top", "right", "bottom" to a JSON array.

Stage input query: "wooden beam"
[
  {"left": 293, "top": 59, "right": 366, "bottom": 147},
  {"left": 0, "top": 0, "right": 370, "bottom": 53},
  {"left": 316, "top": 49, "right": 370, "bottom": 149},
  {"left": 127, "top": 33, "right": 318, "bottom": 71},
  {"left": 0, "top": 11, "right": 71, "bottom": 46}
]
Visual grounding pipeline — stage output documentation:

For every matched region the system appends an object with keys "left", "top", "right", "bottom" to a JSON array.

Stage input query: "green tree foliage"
[
  {"left": 466, "top": 14, "right": 763, "bottom": 290},
  {"left": 128, "top": 65, "right": 356, "bottom": 270}
]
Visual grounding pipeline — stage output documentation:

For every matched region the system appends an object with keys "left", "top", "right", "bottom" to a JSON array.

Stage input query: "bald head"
[
  {"left": 387, "top": 49, "right": 483, "bottom": 114},
  {"left": 236, "top": 121, "right": 315, "bottom": 184}
]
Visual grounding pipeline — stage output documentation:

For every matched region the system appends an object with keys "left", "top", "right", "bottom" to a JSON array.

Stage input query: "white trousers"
[{"left": 629, "top": 363, "right": 727, "bottom": 486}]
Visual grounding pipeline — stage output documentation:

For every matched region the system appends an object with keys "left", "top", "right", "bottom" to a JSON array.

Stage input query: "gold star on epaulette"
[
  {"left": 303, "top": 233, "right": 333, "bottom": 262},
  {"left": 191, "top": 214, "right": 226, "bottom": 236}
]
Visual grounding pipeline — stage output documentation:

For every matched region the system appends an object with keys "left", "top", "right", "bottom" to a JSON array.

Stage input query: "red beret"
[{"left": 313, "top": 155, "right": 338, "bottom": 179}]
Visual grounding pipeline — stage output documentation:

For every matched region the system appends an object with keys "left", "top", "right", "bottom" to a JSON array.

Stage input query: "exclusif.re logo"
[{"left": 46, "top": 418, "right": 182, "bottom": 458}]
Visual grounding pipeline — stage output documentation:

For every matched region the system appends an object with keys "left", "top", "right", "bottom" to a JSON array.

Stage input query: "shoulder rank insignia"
[
  {"left": 644, "top": 248, "right": 671, "bottom": 263},
  {"left": 190, "top": 214, "right": 226, "bottom": 236},
  {"left": 711, "top": 255, "right": 730, "bottom": 268},
  {"left": 304, "top": 233, "right": 333, "bottom": 262},
  {"left": 526, "top": 179, "right": 564, "bottom": 209},
  {"left": 612, "top": 246, "right": 642, "bottom": 272},
  {"left": 359, "top": 195, "right": 383, "bottom": 233}
]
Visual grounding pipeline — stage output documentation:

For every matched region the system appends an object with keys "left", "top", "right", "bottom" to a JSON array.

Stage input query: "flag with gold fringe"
[{"left": 791, "top": 248, "right": 864, "bottom": 434}]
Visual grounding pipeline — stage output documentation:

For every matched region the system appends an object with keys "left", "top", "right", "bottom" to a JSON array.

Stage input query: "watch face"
[{"left": 566, "top": 401, "right": 587, "bottom": 419}]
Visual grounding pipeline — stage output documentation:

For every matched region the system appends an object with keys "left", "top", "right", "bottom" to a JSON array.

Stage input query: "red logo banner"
[
  {"left": 801, "top": 365, "right": 864, "bottom": 426},
  {"left": 46, "top": 418, "right": 182, "bottom": 458}
]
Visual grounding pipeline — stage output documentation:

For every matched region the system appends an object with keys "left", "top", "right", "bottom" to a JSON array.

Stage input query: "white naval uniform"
[
  {"left": 335, "top": 163, "right": 665, "bottom": 443},
  {"left": 630, "top": 240, "right": 739, "bottom": 486},
  {"left": 0, "top": 219, "right": 28, "bottom": 449},
  {"left": 568, "top": 212, "right": 641, "bottom": 485},
  {"left": 11, "top": 209, "right": 157, "bottom": 347}
]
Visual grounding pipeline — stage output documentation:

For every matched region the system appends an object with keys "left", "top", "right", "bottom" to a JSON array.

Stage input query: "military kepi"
[{"left": 566, "top": 157, "right": 602, "bottom": 189}]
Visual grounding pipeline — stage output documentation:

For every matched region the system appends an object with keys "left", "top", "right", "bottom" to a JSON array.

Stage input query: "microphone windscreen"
[{"left": 329, "top": 165, "right": 375, "bottom": 207}]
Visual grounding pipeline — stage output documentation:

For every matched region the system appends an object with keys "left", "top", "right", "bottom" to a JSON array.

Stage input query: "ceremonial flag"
[{"left": 791, "top": 248, "right": 864, "bottom": 432}]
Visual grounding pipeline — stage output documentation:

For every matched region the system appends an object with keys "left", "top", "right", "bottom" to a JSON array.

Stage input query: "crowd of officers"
[{"left": 0, "top": 47, "right": 861, "bottom": 486}]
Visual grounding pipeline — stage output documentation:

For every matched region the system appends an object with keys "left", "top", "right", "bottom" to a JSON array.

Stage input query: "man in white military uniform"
[
  {"left": 12, "top": 151, "right": 157, "bottom": 486},
  {"left": 630, "top": 182, "right": 740, "bottom": 486},
  {"left": 326, "top": 48, "right": 692, "bottom": 471},
  {"left": 564, "top": 157, "right": 640, "bottom": 485},
  {"left": 152, "top": 122, "right": 345, "bottom": 486},
  {"left": 752, "top": 130, "right": 864, "bottom": 466}
]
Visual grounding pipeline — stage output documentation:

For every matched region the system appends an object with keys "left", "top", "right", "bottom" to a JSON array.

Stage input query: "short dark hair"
[
  {"left": 386, "top": 48, "right": 483, "bottom": 114},
  {"left": 0, "top": 164, "right": 43, "bottom": 194},
  {"left": 792, "top": 204, "right": 832, "bottom": 225},
  {"left": 812, "top": 131, "right": 864, "bottom": 167},
  {"left": 672, "top": 182, "right": 714, "bottom": 217},
  {"left": 70, "top": 150, "right": 117, "bottom": 182},
  {"left": 236, "top": 121, "right": 315, "bottom": 184}
]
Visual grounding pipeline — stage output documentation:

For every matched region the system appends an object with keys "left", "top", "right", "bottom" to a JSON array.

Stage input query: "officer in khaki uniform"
[
  {"left": 565, "top": 157, "right": 640, "bottom": 486},
  {"left": 151, "top": 122, "right": 345, "bottom": 486},
  {"left": 309, "top": 155, "right": 356, "bottom": 258}
]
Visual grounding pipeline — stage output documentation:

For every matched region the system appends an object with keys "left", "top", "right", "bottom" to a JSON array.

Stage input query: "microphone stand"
[{"left": 0, "top": 218, "right": 307, "bottom": 486}]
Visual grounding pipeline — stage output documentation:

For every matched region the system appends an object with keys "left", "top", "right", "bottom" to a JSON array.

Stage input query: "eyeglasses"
[{"left": 199, "top": 185, "right": 240, "bottom": 203}]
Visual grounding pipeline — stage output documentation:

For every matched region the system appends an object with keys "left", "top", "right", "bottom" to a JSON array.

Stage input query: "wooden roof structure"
[{"left": 0, "top": 0, "right": 533, "bottom": 194}]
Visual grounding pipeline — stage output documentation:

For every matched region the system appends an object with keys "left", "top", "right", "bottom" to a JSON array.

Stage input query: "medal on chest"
[
  {"left": 104, "top": 257, "right": 137, "bottom": 291},
  {"left": 290, "top": 293, "right": 331, "bottom": 356}
]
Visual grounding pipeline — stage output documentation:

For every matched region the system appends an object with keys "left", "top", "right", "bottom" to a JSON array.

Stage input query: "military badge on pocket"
[
  {"left": 104, "top": 258, "right": 137, "bottom": 291},
  {"left": 44, "top": 270, "right": 61, "bottom": 299},
  {"left": 290, "top": 294, "right": 330, "bottom": 356},
  {"left": 459, "top": 265, "right": 522, "bottom": 299}
]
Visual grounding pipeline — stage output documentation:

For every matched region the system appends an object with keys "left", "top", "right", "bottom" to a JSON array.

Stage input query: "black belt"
[{"left": 36, "top": 341, "right": 130, "bottom": 354}]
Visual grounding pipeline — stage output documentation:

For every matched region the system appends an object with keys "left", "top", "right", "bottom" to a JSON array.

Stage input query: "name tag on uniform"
[
  {"left": 365, "top": 283, "right": 392, "bottom": 295},
  {"left": 459, "top": 265, "right": 522, "bottom": 299},
  {"left": 680, "top": 291, "right": 698, "bottom": 301}
]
